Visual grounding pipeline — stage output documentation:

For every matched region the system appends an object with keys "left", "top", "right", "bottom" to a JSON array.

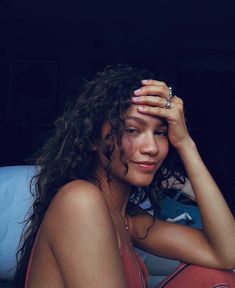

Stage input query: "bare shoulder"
[
  {"left": 50, "top": 179, "right": 105, "bottom": 213},
  {"left": 57, "top": 179, "right": 103, "bottom": 201},
  {"left": 42, "top": 179, "right": 112, "bottom": 240}
]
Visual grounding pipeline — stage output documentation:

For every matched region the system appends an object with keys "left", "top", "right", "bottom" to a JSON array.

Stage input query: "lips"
[
  {"left": 131, "top": 161, "right": 158, "bottom": 172},
  {"left": 133, "top": 161, "right": 157, "bottom": 165}
]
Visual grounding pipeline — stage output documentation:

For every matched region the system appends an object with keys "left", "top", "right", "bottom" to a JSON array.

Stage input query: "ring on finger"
[
  {"left": 164, "top": 99, "right": 172, "bottom": 109},
  {"left": 166, "top": 86, "right": 174, "bottom": 101}
]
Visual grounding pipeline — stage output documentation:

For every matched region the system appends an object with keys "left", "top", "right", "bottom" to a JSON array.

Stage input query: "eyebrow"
[{"left": 125, "top": 116, "right": 167, "bottom": 128}]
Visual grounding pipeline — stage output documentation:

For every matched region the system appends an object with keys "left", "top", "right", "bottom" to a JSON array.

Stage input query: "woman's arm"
[
  {"left": 132, "top": 80, "right": 235, "bottom": 269},
  {"left": 176, "top": 138, "right": 235, "bottom": 268},
  {"left": 131, "top": 214, "right": 225, "bottom": 269},
  {"left": 43, "top": 180, "right": 128, "bottom": 288},
  {"left": 131, "top": 146, "right": 235, "bottom": 269}
]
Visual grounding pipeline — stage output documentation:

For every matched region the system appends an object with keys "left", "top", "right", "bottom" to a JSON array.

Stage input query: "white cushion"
[{"left": 0, "top": 166, "right": 37, "bottom": 281}]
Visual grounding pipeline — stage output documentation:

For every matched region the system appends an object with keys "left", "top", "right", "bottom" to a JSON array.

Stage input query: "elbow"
[
  {"left": 219, "top": 258, "right": 235, "bottom": 271},
  {"left": 223, "top": 263, "right": 235, "bottom": 271}
]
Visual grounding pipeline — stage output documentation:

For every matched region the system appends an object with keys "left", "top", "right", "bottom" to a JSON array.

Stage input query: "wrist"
[{"left": 174, "top": 137, "right": 196, "bottom": 153}]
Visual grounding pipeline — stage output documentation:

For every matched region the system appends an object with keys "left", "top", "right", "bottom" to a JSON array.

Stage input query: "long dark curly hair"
[{"left": 15, "top": 63, "right": 185, "bottom": 287}]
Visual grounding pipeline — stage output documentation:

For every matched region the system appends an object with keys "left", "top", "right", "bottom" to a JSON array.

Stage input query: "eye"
[
  {"left": 125, "top": 127, "right": 139, "bottom": 134},
  {"left": 155, "top": 130, "right": 168, "bottom": 137}
]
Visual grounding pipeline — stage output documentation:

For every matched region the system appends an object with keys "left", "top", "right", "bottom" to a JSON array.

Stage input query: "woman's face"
[{"left": 97, "top": 104, "right": 169, "bottom": 187}]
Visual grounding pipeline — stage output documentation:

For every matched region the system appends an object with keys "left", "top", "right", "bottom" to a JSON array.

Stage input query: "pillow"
[
  {"left": 0, "top": 166, "right": 37, "bottom": 281},
  {"left": 159, "top": 196, "right": 202, "bottom": 229}
]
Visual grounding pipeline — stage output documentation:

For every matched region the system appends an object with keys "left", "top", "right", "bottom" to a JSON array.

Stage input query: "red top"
[{"left": 119, "top": 239, "right": 148, "bottom": 288}]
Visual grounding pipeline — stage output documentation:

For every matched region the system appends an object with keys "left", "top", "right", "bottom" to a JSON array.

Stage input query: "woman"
[{"left": 15, "top": 64, "right": 235, "bottom": 287}]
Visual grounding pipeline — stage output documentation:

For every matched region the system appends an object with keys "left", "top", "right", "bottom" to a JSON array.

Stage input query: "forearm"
[{"left": 176, "top": 138, "right": 235, "bottom": 267}]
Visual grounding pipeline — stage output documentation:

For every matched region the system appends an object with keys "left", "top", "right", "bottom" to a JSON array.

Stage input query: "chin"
[
  {"left": 133, "top": 181, "right": 153, "bottom": 187},
  {"left": 129, "top": 175, "right": 155, "bottom": 187}
]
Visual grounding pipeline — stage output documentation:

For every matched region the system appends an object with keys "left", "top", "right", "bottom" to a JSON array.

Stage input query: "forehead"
[{"left": 123, "top": 104, "right": 167, "bottom": 127}]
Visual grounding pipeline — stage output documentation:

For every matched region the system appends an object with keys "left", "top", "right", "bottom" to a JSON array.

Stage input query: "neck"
[{"left": 96, "top": 170, "right": 131, "bottom": 217}]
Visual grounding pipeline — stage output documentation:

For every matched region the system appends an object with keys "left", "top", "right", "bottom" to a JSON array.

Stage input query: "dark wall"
[{"left": 0, "top": 0, "right": 235, "bottom": 212}]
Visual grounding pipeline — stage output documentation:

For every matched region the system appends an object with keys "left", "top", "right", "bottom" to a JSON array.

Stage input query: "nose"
[{"left": 140, "top": 133, "right": 159, "bottom": 156}]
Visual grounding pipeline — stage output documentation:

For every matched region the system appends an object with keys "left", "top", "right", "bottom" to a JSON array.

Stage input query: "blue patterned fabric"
[{"left": 159, "top": 196, "right": 202, "bottom": 229}]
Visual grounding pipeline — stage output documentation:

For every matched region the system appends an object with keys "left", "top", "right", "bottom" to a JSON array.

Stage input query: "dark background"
[{"left": 0, "top": 0, "right": 235, "bottom": 213}]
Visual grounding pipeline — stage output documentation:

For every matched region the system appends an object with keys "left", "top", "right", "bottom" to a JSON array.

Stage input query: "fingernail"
[
  {"left": 132, "top": 97, "right": 140, "bottom": 102},
  {"left": 141, "top": 80, "right": 149, "bottom": 84},
  {"left": 137, "top": 106, "right": 145, "bottom": 111},
  {"left": 134, "top": 88, "right": 141, "bottom": 95}
]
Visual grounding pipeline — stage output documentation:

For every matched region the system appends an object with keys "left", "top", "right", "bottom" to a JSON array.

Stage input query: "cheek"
[
  {"left": 160, "top": 138, "right": 169, "bottom": 158},
  {"left": 122, "top": 135, "right": 135, "bottom": 159}
]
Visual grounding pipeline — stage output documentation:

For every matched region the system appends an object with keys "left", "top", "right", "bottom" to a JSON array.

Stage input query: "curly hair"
[{"left": 15, "top": 63, "right": 185, "bottom": 286}]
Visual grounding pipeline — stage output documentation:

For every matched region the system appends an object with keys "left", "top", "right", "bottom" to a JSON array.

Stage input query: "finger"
[
  {"left": 132, "top": 95, "right": 167, "bottom": 108},
  {"left": 172, "top": 95, "right": 183, "bottom": 105},
  {"left": 134, "top": 85, "right": 169, "bottom": 98},
  {"left": 132, "top": 94, "right": 183, "bottom": 112},
  {"left": 137, "top": 105, "right": 172, "bottom": 118},
  {"left": 141, "top": 80, "right": 177, "bottom": 102},
  {"left": 141, "top": 79, "right": 167, "bottom": 87}
]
